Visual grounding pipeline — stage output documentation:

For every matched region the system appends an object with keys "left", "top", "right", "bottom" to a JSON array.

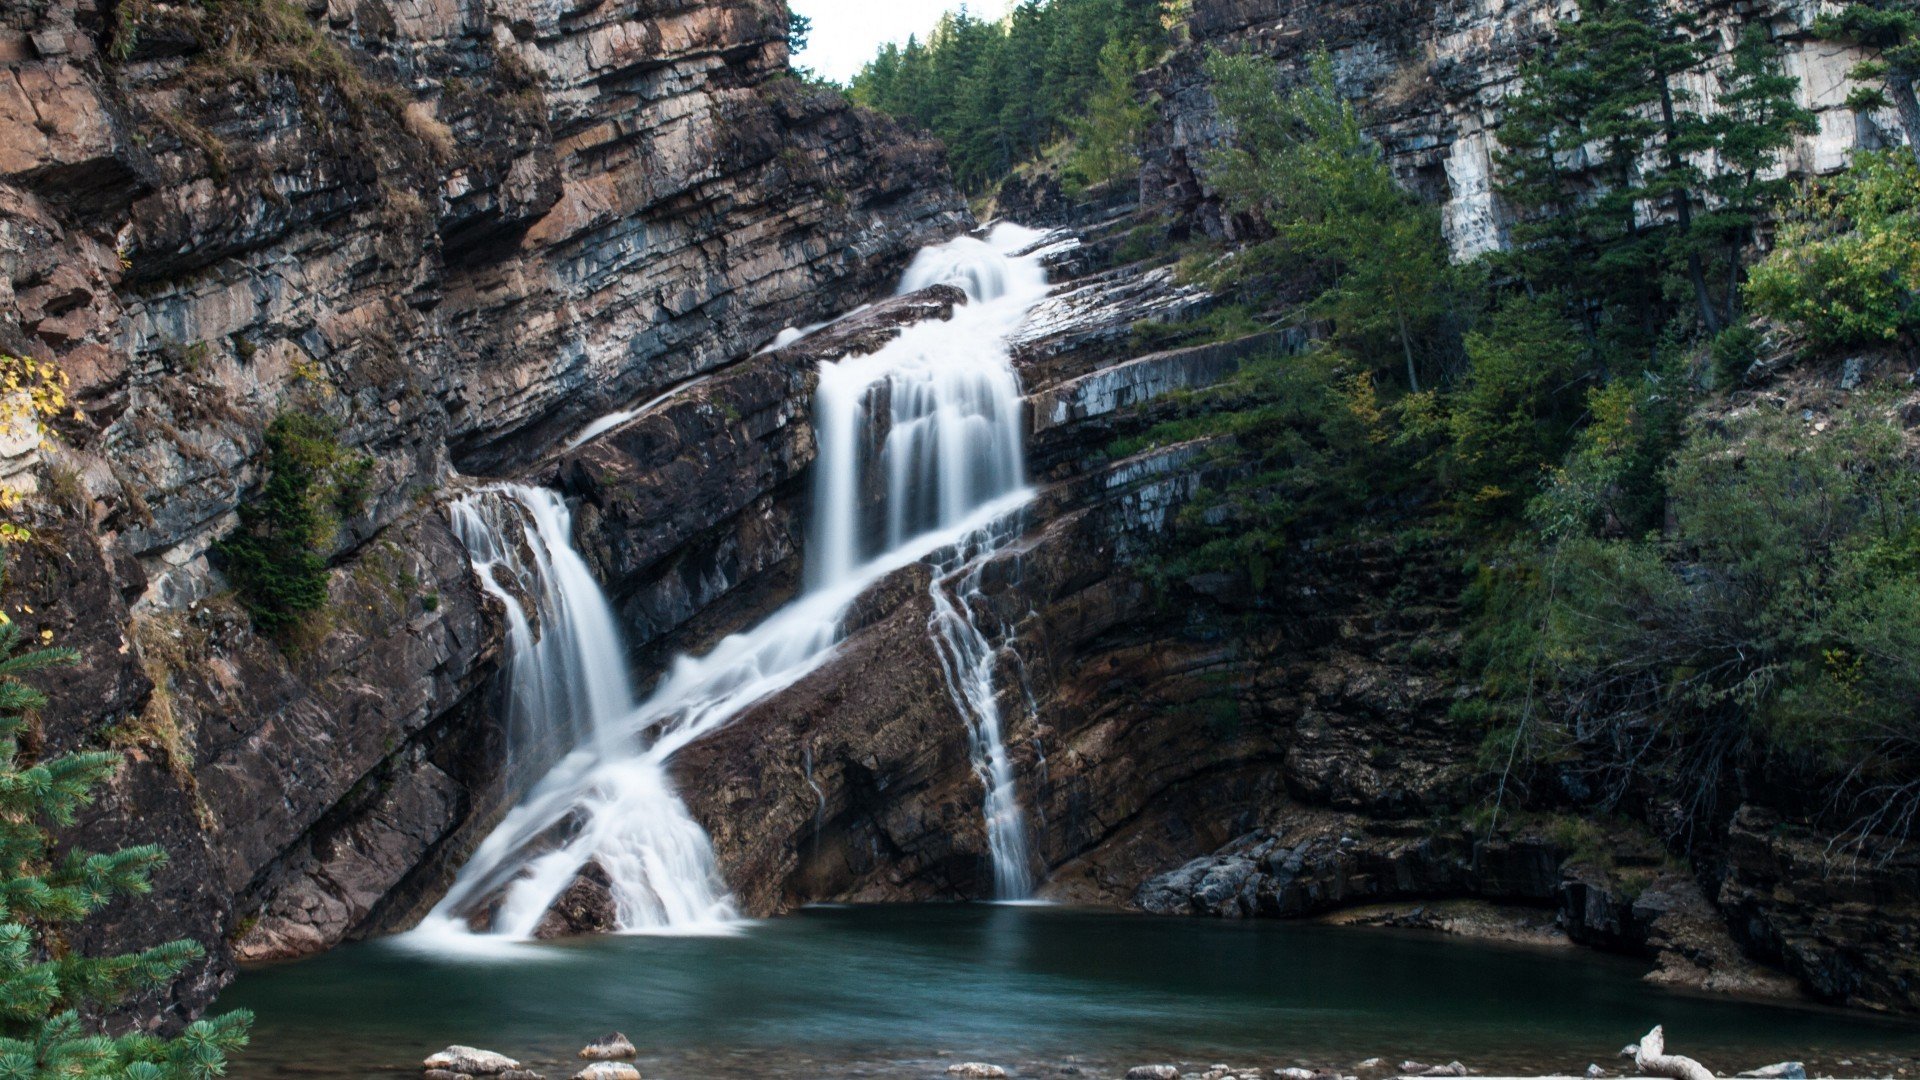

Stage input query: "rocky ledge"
[{"left": 4, "top": 0, "right": 964, "bottom": 1016}]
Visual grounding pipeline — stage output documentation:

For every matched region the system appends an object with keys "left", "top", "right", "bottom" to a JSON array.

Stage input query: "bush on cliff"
[
  {"left": 0, "top": 628, "right": 251, "bottom": 1076},
  {"left": 1748, "top": 149, "right": 1920, "bottom": 348},
  {"left": 213, "top": 411, "right": 370, "bottom": 638},
  {"left": 1476, "top": 397, "right": 1920, "bottom": 843}
]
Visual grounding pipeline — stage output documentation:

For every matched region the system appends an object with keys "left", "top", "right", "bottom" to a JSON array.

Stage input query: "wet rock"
[
  {"left": 947, "top": 1065, "right": 1009, "bottom": 1078},
  {"left": 533, "top": 862, "right": 619, "bottom": 940},
  {"left": 1739, "top": 1065, "right": 1806, "bottom": 1079},
  {"left": 423, "top": 1046, "right": 524, "bottom": 1075},
  {"left": 578, "top": 1034, "right": 637, "bottom": 1061},
  {"left": 1128, "top": 1068, "right": 1180, "bottom": 1080},
  {"left": 570, "top": 1065, "right": 640, "bottom": 1080},
  {"left": 1275, "top": 1070, "right": 1317, "bottom": 1080},
  {"left": 1399, "top": 1063, "right": 1468, "bottom": 1077}
]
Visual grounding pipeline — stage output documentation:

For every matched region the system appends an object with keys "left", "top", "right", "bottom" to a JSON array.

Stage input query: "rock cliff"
[
  {"left": 1140, "top": 0, "right": 1889, "bottom": 258},
  {"left": 2, "top": 0, "right": 963, "bottom": 1017}
]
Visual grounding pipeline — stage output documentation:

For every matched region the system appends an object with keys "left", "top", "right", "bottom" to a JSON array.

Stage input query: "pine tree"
[
  {"left": 1695, "top": 26, "right": 1817, "bottom": 322},
  {"left": 1816, "top": 0, "right": 1920, "bottom": 162},
  {"left": 1497, "top": 0, "right": 1717, "bottom": 339},
  {"left": 1204, "top": 50, "right": 1460, "bottom": 392},
  {"left": 0, "top": 627, "right": 250, "bottom": 1078},
  {"left": 1065, "top": 37, "right": 1153, "bottom": 190}
]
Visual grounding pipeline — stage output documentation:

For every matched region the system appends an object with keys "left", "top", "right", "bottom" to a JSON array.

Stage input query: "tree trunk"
[
  {"left": 1395, "top": 298, "right": 1420, "bottom": 393},
  {"left": 1630, "top": 1026, "right": 1715, "bottom": 1080},
  {"left": 1887, "top": 66, "right": 1920, "bottom": 166},
  {"left": 1659, "top": 77, "right": 1720, "bottom": 333}
]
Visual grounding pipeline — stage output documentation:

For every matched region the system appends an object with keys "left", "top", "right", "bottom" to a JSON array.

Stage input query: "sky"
[{"left": 790, "top": 0, "right": 1016, "bottom": 84}]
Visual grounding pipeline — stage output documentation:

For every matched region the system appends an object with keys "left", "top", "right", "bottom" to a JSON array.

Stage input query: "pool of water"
[{"left": 222, "top": 905, "right": 1920, "bottom": 1079}]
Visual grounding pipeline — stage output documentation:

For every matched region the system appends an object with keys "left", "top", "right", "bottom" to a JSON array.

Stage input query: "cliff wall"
[{"left": 1, "top": 0, "right": 963, "bottom": 1018}]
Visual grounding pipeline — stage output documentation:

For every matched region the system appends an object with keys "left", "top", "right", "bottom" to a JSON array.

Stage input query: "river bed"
[{"left": 222, "top": 904, "right": 1920, "bottom": 1079}]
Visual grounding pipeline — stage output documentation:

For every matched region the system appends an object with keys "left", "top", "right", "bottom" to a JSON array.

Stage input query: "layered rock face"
[
  {"left": 1140, "top": 0, "right": 1889, "bottom": 258},
  {"left": 2, "top": 0, "right": 962, "bottom": 1015}
]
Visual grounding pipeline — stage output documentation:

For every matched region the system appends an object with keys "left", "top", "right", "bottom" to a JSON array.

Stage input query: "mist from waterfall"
[{"left": 410, "top": 223, "right": 1055, "bottom": 950}]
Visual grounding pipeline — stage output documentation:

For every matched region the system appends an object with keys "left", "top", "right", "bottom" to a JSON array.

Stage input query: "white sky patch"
[{"left": 790, "top": 0, "right": 1017, "bottom": 84}]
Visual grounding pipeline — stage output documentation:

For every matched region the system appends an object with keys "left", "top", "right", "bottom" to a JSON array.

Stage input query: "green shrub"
[
  {"left": 1708, "top": 323, "right": 1761, "bottom": 388},
  {"left": 1747, "top": 150, "right": 1920, "bottom": 348},
  {"left": 1479, "top": 397, "right": 1920, "bottom": 838},
  {"left": 214, "top": 411, "right": 369, "bottom": 637}
]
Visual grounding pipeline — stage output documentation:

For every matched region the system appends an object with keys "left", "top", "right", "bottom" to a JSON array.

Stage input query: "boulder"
[
  {"left": 533, "top": 862, "right": 619, "bottom": 939},
  {"left": 1276, "top": 1070, "right": 1317, "bottom": 1080},
  {"left": 422, "top": 1047, "right": 523, "bottom": 1075},
  {"left": 577, "top": 1034, "right": 637, "bottom": 1061},
  {"left": 570, "top": 1065, "right": 640, "bottom": 1080}
]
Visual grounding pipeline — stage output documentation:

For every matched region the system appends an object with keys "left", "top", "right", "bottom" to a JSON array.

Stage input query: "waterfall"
[
  {"left": 927, "top": 519, "right": 1036, "bottom": 899},
  {"left": 412, "top": 223, "right": 1057, "bottom": 948},
  {"left": 446, "top": 490, "right": 634, "bottom": 775}
]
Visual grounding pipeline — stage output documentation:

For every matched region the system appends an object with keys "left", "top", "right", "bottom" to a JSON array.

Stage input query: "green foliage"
[
  {"left": 1065, "top": 37, "right": 1155, "bottom": 190},
  {"left": 1203, "top": 49, "right": 1466, "bottom": 392},
  {"left": 0, "top": 628, "right": 250, "bottom": 1076},
  {"left": 1708, "top": 323, "right": 1761, "bottom": 390},
  {"left": 1814, "top": 1, "right": 1920, "bottom": 160},
  {"left": 1128, "top": 303, "right": 1267, "bottom": 352},
  {"left": 1435, "top": 295, "right": 1587, "bottom": 520},
  {"left": 1478, "top": 399, "right": 1920, "bottom": 837},
  {"left": 1747, "top": 150, "right": 1920, "bottom": 348},
  {"left": 1497, "top": 0, "right": 1806, "bottom": 338},
  {"left": 850, "top": 0, "right": 1166, "bottom": 192},
  {"left": 1114, "top": 347, "right": 1412, "bottom": 589},
  {"left": 213, "top": 411, "right": 369, "bottom": 637}
]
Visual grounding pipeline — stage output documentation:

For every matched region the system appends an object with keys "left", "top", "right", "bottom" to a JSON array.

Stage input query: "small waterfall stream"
[{"left": 413, "top": 224, "right": 1056, "bottom": 947}]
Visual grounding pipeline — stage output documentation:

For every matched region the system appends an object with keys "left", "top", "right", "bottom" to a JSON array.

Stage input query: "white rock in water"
[
  {"left": 571, "top": 1065, "right": 640, "bottom": 1080},
  {"left": 424, "top": 1047, "right": 523, "bottom": 1075},
  {"left": 1588, "top": 1065, "right": 1607, "bottom": 1078},
  {"left": 1739, "top": 1065, "right": 1807, "bottom": 1080},
  {"left": 946, "top": 1065, "right": 1007, "bottom": 1079},
  {"left": 1128, "top": 1068, "right": 1181, "bottom": 1080},
  {"left": 1357, "top": 1062, "right": 1387, "bottom": 1071},
  {"left": 578, "top": 1034, "right": 637, "bottom": 1061},
  {"left": 1276, "top": 1069, "right": 1318, "bottom": 1080}
]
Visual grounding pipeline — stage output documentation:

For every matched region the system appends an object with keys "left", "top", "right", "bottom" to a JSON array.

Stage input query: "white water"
[{"left": 412, "top": 223, "right": 1055, "bottom": 949}]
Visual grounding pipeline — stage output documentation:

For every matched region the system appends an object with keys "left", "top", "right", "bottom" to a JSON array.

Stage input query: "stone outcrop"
[
  {"left": 1139, "top": 0, "right": 1893, "bottom": 258},
  {"left": 3, "top": 0, "right": 964, "bottom": 1017}
]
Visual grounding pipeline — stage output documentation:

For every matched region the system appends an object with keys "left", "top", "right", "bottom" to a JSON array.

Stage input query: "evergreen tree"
[
  {"left": 849, "top": 0, "right": 1166, "bottom": 193},
  {"left": 1066, "top": 37, "right": 1153, "bottom": 190},
  {"left": 1695, "top": 26, "right": 1817, "bottom": 322},
  {"left": 1205, "top": 50, "right": 1460, "bottom": 391},
  {"left": 1497, "top": 0, "right": 1717, "bottom": 340},
  {"left": 0, "top": 628, "right": 250, "bottom": 1078},
  {"left": 1816, "top": 0, "right": 1920, "bottom": 162}
]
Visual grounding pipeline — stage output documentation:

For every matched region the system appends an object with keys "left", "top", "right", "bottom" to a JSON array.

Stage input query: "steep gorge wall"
[
  {"left": 1141, "top": 0, "right": 1887, "bottom": 257},
  {"left": 2, "top": 0, "right": 963, "bottom": 1017}
]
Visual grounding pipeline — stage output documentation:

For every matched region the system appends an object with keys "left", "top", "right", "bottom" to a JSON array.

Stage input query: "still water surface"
[{"left": 223, "top": 905, "right": 1920, "bottom": 1079}]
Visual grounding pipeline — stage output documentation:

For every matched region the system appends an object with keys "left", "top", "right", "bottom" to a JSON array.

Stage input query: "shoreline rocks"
[{"left": 578, "top": 1034, "right": 638, "bottom": 1061}]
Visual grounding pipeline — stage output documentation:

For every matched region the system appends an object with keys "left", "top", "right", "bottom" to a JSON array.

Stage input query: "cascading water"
[
  {"left": 447, "top": 490, "right": 634, "bottom": 777},
  {"left": 413, "top": 223, "right": 1058, "bottom": 948}
]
